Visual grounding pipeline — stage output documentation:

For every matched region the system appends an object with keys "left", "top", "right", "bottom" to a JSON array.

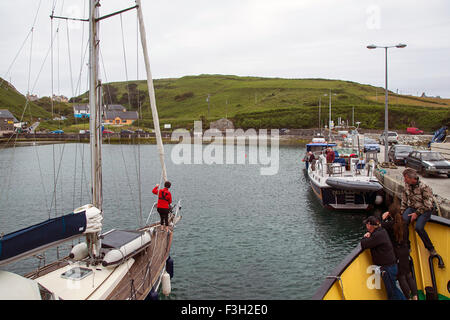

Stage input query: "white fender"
[
  {"left": 161, "top": 271, "right": 171, "bottom": 296},
  {"left": 69, "top": 242, "right": 89, "bottom": 261}
]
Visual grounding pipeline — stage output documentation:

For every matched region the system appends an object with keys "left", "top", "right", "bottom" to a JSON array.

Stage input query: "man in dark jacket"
[
  {"left": 400, "top": 168, "right": 437, "bottom": 256},
  {"left": 361, "top": 216, "right": 406, "bottom": 300},
  {"left": 303, "top": 151, "right": 316, "bottom": 170}
]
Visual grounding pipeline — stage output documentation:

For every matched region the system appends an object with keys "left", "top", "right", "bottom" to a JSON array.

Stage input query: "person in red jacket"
[
  {"left": 152, "top": 181, "right": 172, "bottom": 232},
  {"left": 325, "top": 147, "right": 335, "bottom": 174}
]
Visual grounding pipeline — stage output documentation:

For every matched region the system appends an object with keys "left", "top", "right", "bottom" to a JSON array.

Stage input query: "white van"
[{"left": 379, "top": 131, "right": 399, "bottom": 145}]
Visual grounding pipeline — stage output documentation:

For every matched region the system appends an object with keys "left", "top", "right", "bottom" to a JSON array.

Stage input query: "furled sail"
[
  {"left": 136, "top": 0, "right": 168, "bottom": 182},
  {"left": 0, "top": 205, "right": 102, "bottom": 266}
]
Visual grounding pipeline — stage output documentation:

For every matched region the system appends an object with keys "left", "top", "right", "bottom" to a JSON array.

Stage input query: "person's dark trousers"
[
  {"left": 402, "top": 207, "right": 435, "bottom": 251},
  {"left": 381, "top": 264, "right": 406, "bottom": 300}
]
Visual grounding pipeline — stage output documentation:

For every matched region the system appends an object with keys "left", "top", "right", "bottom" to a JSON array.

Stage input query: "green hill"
[
  {"left": 0, "top": 78, "right": 52, "bottom": 122},
  {"left": 6, "top": 74, "right": 449, "bottom": 132},
  {"left": 71, "top": 74, "right": 449, "bottom": 131}
]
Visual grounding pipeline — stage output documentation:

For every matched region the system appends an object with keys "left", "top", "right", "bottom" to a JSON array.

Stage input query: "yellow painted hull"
[{"left": 313, "top": 216, "right": 450, "bottom": 300}]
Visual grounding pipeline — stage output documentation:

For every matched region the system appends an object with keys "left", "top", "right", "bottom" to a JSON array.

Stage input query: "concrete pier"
[{"left": 374, "top": 147, "right": 450, "bottom": 219}]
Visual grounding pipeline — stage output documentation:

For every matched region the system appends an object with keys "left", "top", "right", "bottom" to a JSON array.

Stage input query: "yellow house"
[{"left": 104, "top": 110, "right": 138, "bottom": 125}]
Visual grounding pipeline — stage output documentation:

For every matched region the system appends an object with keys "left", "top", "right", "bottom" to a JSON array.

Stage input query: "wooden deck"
[{"left": 106, "top": 227, "right": 173, "bottom": 300}]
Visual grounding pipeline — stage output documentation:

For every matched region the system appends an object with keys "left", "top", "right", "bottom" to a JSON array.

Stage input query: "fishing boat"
[
  {"left": 0, "top": 0, "right": 181, "bottom": 300},
  {"left": 312, "top": 216, "right": 449, "bottom": 300},
  {"left": 307, "top": 150, "right": 382, "bottom": 211}
]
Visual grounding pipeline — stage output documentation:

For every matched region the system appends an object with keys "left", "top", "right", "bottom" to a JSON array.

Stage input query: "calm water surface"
[{"left": 0, "top": 143, "right": 374, "bottom": 299}]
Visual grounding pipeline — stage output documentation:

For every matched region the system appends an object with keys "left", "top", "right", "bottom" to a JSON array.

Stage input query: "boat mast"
[
  {"left": 136, "top": 0, "right": 168, "bottom": 182},
  {"left": 88, "top": 0, "right": 102, "bottom": 260}
]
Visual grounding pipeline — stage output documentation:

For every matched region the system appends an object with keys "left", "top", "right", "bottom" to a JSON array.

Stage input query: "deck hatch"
[{"left": 60, "top": 267, "right": 93, "bottom": 280}]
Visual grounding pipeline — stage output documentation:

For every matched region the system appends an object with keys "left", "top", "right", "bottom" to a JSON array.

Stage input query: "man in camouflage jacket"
[{"left": 400, "top": 168, "right": 437, "bottom": 256}]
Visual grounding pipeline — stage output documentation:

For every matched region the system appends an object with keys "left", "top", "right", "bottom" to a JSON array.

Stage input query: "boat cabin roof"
[
  {"left": 306, "top": 143, "right": 337, "bottom": 152},
  {"left": 101, "top": 230, "right": 144, "bottom": 249}
]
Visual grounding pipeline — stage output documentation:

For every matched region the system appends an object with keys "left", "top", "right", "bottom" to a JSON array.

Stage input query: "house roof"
[
  {"left": 104, "top": 111, "right": 139, "bottom": 120},
  {"left": 106, "top": 104, "right": 126, "bottom": 111},
  {"left": 0, "top": 109, "right": 18, "bottom": 122},
  {"left": 73, "top": 104, "right": 89, "bottom": 112}
]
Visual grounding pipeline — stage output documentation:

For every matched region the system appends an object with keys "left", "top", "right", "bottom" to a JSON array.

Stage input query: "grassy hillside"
[
  {"left": 0, "top": 78, "right": 52, "bottom": 122},
  {"left": 76, "top": 74, "right": 448, "bottom": 131},
  {"left": 7, "top": 74, "right": 450, "bottom": 132}
]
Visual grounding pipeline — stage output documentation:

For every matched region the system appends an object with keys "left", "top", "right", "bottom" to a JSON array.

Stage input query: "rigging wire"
[
  {"left": 0, "top": 1, "right": 57, "bottom": 222},
  {"left": 119, "top": 12, "right": 143, "bottom": 226},
  {"left": 65, "top": 19, "right": 75, "bottom": 98},
  {"left": 135, "top": 12, "right": 143, "bottom": 227},
  {"left": 0, "top": 0, "right": 42, "bottom": 88}
]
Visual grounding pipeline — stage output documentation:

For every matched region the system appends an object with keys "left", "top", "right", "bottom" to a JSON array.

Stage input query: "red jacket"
[
  {"left": 326, "top": 150, "right": 335, "bottom": 163},
  {"left": 152, "top": 186, "right": 172, "bottom": 209}
]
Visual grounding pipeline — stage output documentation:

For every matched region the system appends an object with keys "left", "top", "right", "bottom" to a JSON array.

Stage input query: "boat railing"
[
  {"left": 145, "top": 199, "right": 182, "bottom": 226},
  {"left": 145, "top": 202, "right": 158, "bottom": 225},
  {"left": 172, "top": 199, "right": 182, "bottom": 220},
  {"left": 316, "top": 155, "right": 327, "bottom": 177},
  {"left": 350, "top": 158, "right": 360, "bottom": 175}
]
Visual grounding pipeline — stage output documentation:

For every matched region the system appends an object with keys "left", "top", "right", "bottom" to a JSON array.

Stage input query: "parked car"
[
  {"left": 363, "top": 137, "right": 380, "bottom": 153},
  {"left": 120, "top": 129, "right": 134, "bottom": 135},
  {"left": 388, "top": 144, "right": 414, "bottom": 165},
  {"left": 407, "top": 127, "right": 424, "bottom": 135},
  {"left": 379, "top": 131, "right": 399, "bottom": 145},
  {"left": 50, "top": 130, "right": 64, "bottom": 134},
  {"left": 405, "top": 150, "right": 450, "bottom": 177},
  {"left": 102, "top": 129, "right": 114, "bottom": 134},
  {"left": 134, "top": 129, "right": 148, "bottom": 134}
]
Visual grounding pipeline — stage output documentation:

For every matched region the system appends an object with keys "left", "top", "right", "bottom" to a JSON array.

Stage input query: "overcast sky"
[{"left": 1, "top": 0, "right": 450, "bottom": 99}]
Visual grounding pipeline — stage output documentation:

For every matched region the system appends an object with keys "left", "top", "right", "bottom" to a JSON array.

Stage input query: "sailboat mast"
[
  {"left": 88, "top": 0, "right": 102, "bottom": 259},
  {"left": 136, "top": 0, "right": 168, "bottom": 182},
  {"left": 89, "top": 0, "right": 102, "bottom": 210}
]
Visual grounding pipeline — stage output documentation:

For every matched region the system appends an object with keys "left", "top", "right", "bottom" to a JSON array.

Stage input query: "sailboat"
[{"left": 0, "top": 0, "right": 181, "bottom": 300}]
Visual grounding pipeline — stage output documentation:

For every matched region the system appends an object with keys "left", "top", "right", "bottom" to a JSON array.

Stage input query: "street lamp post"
[{"left": 367, "top": 43, "right": 406, "bottom": 163}]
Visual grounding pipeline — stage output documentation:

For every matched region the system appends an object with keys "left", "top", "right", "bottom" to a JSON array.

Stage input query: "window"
[
  {"left": 396, "top": 146, "right": 413, "bottom": 152},
  {"left": 60, "top": 267, "right": 93, "bottom": 280},
  {"left": 422, "top": 152, "right": 444, "bottom": 161}
]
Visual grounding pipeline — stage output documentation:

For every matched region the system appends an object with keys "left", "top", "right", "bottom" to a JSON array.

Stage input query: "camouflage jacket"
[{"left": 400, "top": 180, "right": 434, "bottom": 215}]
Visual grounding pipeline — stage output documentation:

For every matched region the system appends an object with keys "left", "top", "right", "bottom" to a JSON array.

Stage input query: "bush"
[{"left": 174, "top": 92, "right": 194, "bottom": 102}]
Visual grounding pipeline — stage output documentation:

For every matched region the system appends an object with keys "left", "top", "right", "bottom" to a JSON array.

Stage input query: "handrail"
[
  {"left": 173, "top": 199, "right": 182, "bottom": 219},
  {"left": 145, "top": 202, "right": 157, "bottom": 225},
  {"left": 145, "top": 199, "right": 182, "bottom": 226}
]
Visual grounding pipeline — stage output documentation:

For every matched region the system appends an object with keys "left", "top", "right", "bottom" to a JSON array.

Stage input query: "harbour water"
[{"left": 0, "top": 143, "right": 374, "bottom": 299}]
